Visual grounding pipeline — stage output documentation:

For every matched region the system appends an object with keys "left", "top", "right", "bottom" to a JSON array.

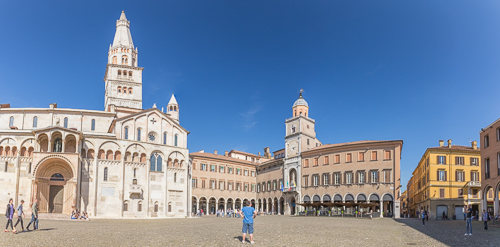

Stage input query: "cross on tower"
[{"left": 150, "top": 118, "right": 156, "bottom": 124}]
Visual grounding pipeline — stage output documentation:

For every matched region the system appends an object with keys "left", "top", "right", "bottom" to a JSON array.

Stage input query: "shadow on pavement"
[{"left": 395, "top": 218, "right": 500, "bottom": 247}]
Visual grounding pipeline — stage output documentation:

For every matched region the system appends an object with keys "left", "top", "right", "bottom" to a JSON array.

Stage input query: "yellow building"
[{"left": 408, "top": 140, "right": 481, "bottom": 220}]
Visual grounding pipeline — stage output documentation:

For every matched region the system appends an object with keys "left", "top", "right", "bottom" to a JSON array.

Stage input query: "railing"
[
  {"left": 129, "top": 185, "right": 142, "bottom": 194},
  {"left": 466, "top": 181, "right": 481, "bottom": 187}
]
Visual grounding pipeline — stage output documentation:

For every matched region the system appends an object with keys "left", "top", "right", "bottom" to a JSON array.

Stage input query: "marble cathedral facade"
[{"left": 0, "top": 12, "right": 190, "bottom": 218}]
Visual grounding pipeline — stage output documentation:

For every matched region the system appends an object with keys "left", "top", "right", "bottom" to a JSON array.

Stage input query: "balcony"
[
  {"left": 283, "top": 186, "right": 297, "bottom": 192},
  {"left": 465, "top": 181, "right": 481, "bottom": 188},
  {"left": 129, "top": 184, "right": 142, "bottom": 195}
]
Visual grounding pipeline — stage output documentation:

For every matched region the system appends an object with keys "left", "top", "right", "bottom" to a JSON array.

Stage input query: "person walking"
[
  {"left": 421, "top": 209, "right": 425, "bottom": 226},
  {"left": 240, "top": 201, "right": 257, "bottom": 244},
  {"left": 482, "top": 210, "right": 490, "bottom": 230},
  {"left": 465, "top": 204, "right": 472, "bottom": 235},
  {"left": 4, "top": 198, "right": 15, "bottom": 232},
  {"left": 27, "top": 199, "right": 38, "bottom": 231},
  {"left": 13, "top": 200, "right": 25, "bottom": 233}
]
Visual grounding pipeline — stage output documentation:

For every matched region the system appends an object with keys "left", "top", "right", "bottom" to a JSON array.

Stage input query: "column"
[
  {"left": 380, "top": 200, "right": 384, "bottom": 218},
  {"left": 224, "top": 203, "right": 227, "bottom": 216},
  {"left": 494, "top": 190, "right": 499, "bottom": 215},
  {"left": 197, "top": 201, "right": 200, "bottom": 216},
  {"left": 272, "top": 203, "right": 274, "bottom": 215},
  {"left": 278, "top": 201, "right": 281, "bottom": 215}
]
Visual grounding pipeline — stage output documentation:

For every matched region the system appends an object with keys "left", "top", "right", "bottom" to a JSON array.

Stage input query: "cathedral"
[{"left": 0, "top": 12, "right": 190, "bottom": 218}]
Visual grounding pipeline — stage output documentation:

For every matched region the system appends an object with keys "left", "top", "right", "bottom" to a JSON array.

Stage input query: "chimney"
[
  {"left": 224, "top": 151, "right": 229, "bottom": 156},
  {"left": 49, "top": 103, "right": 58, "bottom": 109},
  {"left": 264, "top": 147, "right": 271, "bottom": 159},
  {"left": 447, "top": 139, "right": 452, "bottom": 148},
  {"left": 199, "top": 150, "right": 204, "bottom": 153},
  {"left": 258, "top": 152, "right": 261, "bottom": 156},
  {"left": 439, "top": 140, "right": 444, "bottom": 147},
  {"left": 214, "top": 150, "right": 218, "bottom": 155},
  {"left": 472, "top": 141, "right": 477, "bottom": 150}
]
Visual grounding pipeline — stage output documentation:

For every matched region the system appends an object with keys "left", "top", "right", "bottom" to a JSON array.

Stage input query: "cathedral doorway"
[
  {"left": 33, "top": 156, "right": 76, "bottom": 214},
  {"left": 49, "top": 185, "right": 64, "bottom": 213}
]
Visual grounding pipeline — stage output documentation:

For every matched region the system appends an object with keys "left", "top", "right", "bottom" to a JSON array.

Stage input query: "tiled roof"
[
  {"left": 229, "top": 150, "right": 265, "bottom": 158},
  {"left": 429, "top": 145, "right": 480, "bottom": 151},
  {"left": 305, "top": 140, "right": 401, "bottom": 152},
  {"left": 190, "top": 152, "right": 256, "bottom": 166}
]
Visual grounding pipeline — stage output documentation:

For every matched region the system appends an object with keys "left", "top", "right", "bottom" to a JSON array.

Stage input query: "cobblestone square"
[{"left": 1, "top": 216, "right": 499, "bottom": 246}]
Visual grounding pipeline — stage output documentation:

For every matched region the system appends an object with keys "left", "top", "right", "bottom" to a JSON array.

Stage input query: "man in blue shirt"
[{"left": 240, "top": 201, "right": 257, "bottom": 244}]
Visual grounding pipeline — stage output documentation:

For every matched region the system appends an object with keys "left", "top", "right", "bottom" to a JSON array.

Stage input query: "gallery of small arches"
[
  {"left": 300, "top": 193, "right": 395, "bottom": 217},
  {"left": 191, "top": 197, "right": 256, "bottom": 215}
]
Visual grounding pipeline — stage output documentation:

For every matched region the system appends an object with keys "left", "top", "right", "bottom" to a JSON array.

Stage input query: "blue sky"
[{"left": 1, "top": 1, "right": 500, "bottom": 190}]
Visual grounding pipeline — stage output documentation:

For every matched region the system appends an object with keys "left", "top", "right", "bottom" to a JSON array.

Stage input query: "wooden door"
[{"left": 49, "top": 185, "right": 64, "bottom": 213}]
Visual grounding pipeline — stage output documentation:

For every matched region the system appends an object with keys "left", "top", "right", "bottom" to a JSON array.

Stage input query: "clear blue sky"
[{"left": 1, "top": 1, "right": 500, "bottom": 191}]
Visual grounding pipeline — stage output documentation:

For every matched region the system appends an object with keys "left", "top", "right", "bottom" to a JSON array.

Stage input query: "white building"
[{"left": 0, "top": 11, "right": 190, "bottom": 218}]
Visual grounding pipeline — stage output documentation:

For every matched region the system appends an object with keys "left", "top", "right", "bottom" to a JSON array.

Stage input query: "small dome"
[{"left": 293, "top": 92, "right": 308, "bottom": 107}]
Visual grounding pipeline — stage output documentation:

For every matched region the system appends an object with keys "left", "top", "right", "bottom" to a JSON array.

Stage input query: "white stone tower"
[
  {"left": 104, "top": 11, "right": 144, "bottom": 112},
  {"left": 167, "top": 94, "right": 179, "bottom": 121}
]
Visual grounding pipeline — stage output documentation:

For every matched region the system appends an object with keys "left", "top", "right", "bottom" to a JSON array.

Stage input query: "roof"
[
  {"left": 428, "top": 145, "right": 480, "bottom": 152},
  {"left": 229, "top": 150, "right": 265, "bottom": 158},
  {"left": 168, "top": 94, "right": 178, "bottom": 105},
  {"left": 481, "top": 117, "right": 500, "bottom": 133},
  {"left": 112, "top": 11, "right": 134, "bottom": 48},
  {"left": 110, "top": 108, "right": 189, "bottom": 134},
  {"left": 293, "top": 92, "right": 308, "bottom": 107},
  {"left": 305, "top": 140, "right": 403, "bottom": 153},
  {"left": 190, "top": 152, "right": 256, "bottom": 166}
]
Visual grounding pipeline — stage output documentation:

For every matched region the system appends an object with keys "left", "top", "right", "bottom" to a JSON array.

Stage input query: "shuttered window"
[{"left": 439, "top": 188, "right": 445, "bottom": 198}]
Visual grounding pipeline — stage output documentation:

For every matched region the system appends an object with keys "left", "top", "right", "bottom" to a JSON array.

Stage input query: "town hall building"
[{"left": 0, "top": 12, "right": 190, "bottom": 218}]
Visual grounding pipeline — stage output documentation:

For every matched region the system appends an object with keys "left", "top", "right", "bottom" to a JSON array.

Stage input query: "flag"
[
  {"left": 293, "top": 180, "right": 296, "bottom": 187},
  {"left": 280, "top": 181, "right": 284, "bottom": 192}
]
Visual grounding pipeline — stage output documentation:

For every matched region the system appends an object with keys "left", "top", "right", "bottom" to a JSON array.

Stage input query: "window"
[
  {"left": 201, "top": 163, "right": 207, "bottom": 171},
  {"left": 133, "top": 168, "right": 136, "bottom": 178},
  {"left": 210, "top": 165, "right": 216, "bottom": 172},
  {"left": 273, "top": 180, "right": 277, "bottom": 190},
  {"left": 346, "top": 172, "right": 352, "bottom": 184},
  {"left": 150, "top": 153, "right": 162, "bottom": 172},
  {"left": 458, "top": 189, "right": 463, "bottom": 198},
  {"left": 384, "top": 170, "right": 391, "bottom": 183},
  {"left": 118, "top": 86, "right": 122, "bottom": 93},
  {"left": 257, "top": 184, "right": 260, "bottom": 192},
  {"left": 485, "top": 158, "right": 490, "bottom": 179},
  {"left": 174, "top": 173, "right": 177, "bottom": 183},
  {"left": 104, "top": 167, "right": 108, "bottom": 181},
  {"left": 439, "top": 188, "right": 445, "bottom": 198},
  {"left": 292, "top": 126, "right": 295, "bottom": 133},
  {"left": 124, "top": 127, "right": 129, "bottom": 140},
  {"left": 323, "top": 173, "right": 329, "bottom": 185},
  {"left": 324, "top": 156, "right": 329, "bottom": 165},
  {"left": 455, "top": 156, "right": 464, "bottom": 165},
  {"left": 192, "top": 178, "right": 197, "bottom": 188},
  {"left": 358, "top": 152, "right": 364, "bottom": 162},
  {"left": 384, "top": 150, "right": 391, "bottom": 160},
  {"left": 174, "top": 135, "right": 178, "bottom": 146},
  {"left": 472, "top": 189, "right": 478, "bottom": 199},
  {"left": 201, "top": 180, "right": 206, "bottom": 189},
  {"left": 219, "top": 181, "right": 224, "bottom": 190},
  {"left": 91, "top": 119, "right": 95, "bottom": 131},
  {"left": 123, "top": 201, "right": 128, "bottom": 211},
  {"left": 251, "top": 171, "right": 255, "bottom": 177},
  {"left": 63, "top": 117, "right": 68, "bottom": 128},
  {"left": 4, "top": 162, "right": 8, "bottom": 172},
  {"left": 252, "top": 184, "right": 255, "bottom": 192},
  {"left": 314, "top": 158, "right": 318, "bottom": 166},
  {"left": 128, "top": 88, "right": 132, "bottom": 94},
  {"left": 334, "top": 173, "right": 340, "bottom": 185},
  {"left": 438, "top": 170, "right": 447, "bottom": 181},
  {"left": 245, "top": 183, "right": 249, "bottom": 191},
  {"left": 9, "top": 116, "right": 14, "bottom": 127},
  {"left": 370, "top": 171, "right": 378, "bottom": 183},
  {"left": 304, "top": 159, "right": 309, "bottom": 167},
  {"left": 303, "top": 176, "right": 309, "bottom": 187},
  {"left": 219, "top": 166, "right": 224, "bottom": 173},
  {"left": 237, "top": 168, "right": 241, "bottom": 175},
  {"left": 456, "top": 170, "right": 464, "bottom": 182},
  {"left": 346, "top": 153, "right": 352, "bottom": 163},
  {"left": 358, "top": 172, "right": 365, "bottom": 184},
  {"left": 485, "top": 135, "right": 490, "bottom": 148},
  {"left": 307, "top": 139, "right": 310, "bottom": 145},
  {"left": 211, "top": 180, "right": 215, "bottom": 189},
  {"left": 33, "top": 116, "right": 37, "bottom": 128},
  {"left": 371, "top": 151, "right": 377, "bottom": 161},
  {"left": 267, "top": 181, "right": 271, "bottom": 191},
  {"left": 470, "top": 157, "right": 478, "bottom": 166},
  {"left": 498, "top": 153, "right": 500, "bottom": 176},
  {"left": 138, "top": 202, "right": 142, "bottom": 212},
  {"left": 437, "top": 156, "right": 446, "bottom": 165},
  {"left": 137, "top": 129, "right": 141, "bottom": 141},
  {"left": 244, "top": 170, "right": 249, "bottom": 176},
  {"left": 228, "top": 167, "right": 233, "bottom": 174},
  {"left": 28, "top": 162, "right": 32, "bottom": 174},
  {"left": 313, "top": 175, "right": 319, "bottom": 186},
  {"left": 471, "top": 171, "right": 479, "bottom": 181},
  {"left": 163, "top": 132, "right": 167, "bottom": 145},
  {"left": 497, "top": 127, "right": 500, "bottom": 142},
  {"left": 154, "top": 203, "right": 158, "bottom": 212},
  {"left": 334, "top": 154, "right": 340, "bottom": 164}
]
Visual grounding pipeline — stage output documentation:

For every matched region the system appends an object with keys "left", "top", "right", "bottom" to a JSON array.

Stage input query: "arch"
[
  {"left": 333, "top": 194, "right": 342, "bottom": 202},
  {"left": 20, "top": 147, "right": 27, "bottom": 156},
  {"left": 106, "top": 150, "right": 113, "bottom": 160},
  {"left": 369, "top": 193, "right": 380, "bottom": 202},
  {"left": 382, "top": 193, "right": 394, "bottom": 201},
  {"left": 322, "top": 194, "right": 331, "bottom": 202},
  {"left": 312, "top": 194, "right": 321, "bottom": 202},
  {"left": 123, "top": 200, "right": 129, "bottom": 211},
  {"left": 128, "top": 87, "right": 133, "bottom": 94},
  {"left": 98, "top": 141, "right": 121, "bottom": 152},
  {"left": 64, "top": 134, "right": 77, "bottom": 153},
  {"left": 114, "top": 151, "right": 121, "bottom": 161},
  {"left": 0, "top": 137, "right": 16, "bottom": 145},
  {"left": 87, "top": 149, "right": 95, "bottom": 159},
  {"left": 356, "top": 193, "right": 367, "bottom": 202},
  {"left": 167, "top": 151, "right": 186, "bottom": 160},
  {"left": 33, "top": 154, "right": 76, "bottom": 178},
  {"left": 303, "top": 195, "right": 311, "bottom": 203},
  {"left": 112, "top": 56, "right": 117, "bottom": 64},
  {"left": 344, "top": 193, "right": 355, "bottom": 202}
]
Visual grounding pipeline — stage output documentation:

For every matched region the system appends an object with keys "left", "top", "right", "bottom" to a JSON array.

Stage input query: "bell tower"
[
  {"left": 104, "top": 11, "right": 144, "bottom": 112},
  {"left": 167, "top": 94, "right": 180, "bottom": 122}
]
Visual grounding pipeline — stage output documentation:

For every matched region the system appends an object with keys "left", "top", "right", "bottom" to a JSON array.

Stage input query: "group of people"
[
  {"left": 71, "top": 209, "right": 89, "bottom": 220},
  {"left": 195, "top": 208, "right": 247, "bottom": 218},
  {"left": 5, "top": 198, "right": 39, "bottom": 233}
]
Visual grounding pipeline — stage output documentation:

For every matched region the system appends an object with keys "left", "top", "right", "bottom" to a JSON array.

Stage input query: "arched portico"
[{"left": 33, "top": 155, "right": 76, "bottom": 215}]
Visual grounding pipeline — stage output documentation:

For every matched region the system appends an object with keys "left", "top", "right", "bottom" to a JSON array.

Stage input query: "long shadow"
[{"left": 394, "top": 218, "right": 500, "bottom": 247}]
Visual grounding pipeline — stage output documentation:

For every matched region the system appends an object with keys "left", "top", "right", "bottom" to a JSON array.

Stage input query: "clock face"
[
  {"left": 149, "top": 134, "right": 155, "bottom": 141},
  {"left": 287, "top": 140, "right": 298, "bottom": 157}
]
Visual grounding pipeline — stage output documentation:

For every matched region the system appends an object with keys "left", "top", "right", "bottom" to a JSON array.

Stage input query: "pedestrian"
[
  {"left": 27, "top": 199, "right": 38, "bottom": 231},
  {"left": 200, "top": 208, "right": 203, "bottom": 217},
  {"left": 476, "top": 210, "right": 479, "bottom": 221},
  {"left": 482, "top": 210, "right": 489, "bottom": 230},
  {"left": 13, "top": 200, "right": 25, "bottom": 233},
  {"left": 442, "top": 211, "right": 448, "bottom": 220},
  {"left": 465, "top": 204, "right": 472, "bottom": 235},
  {"left": 240, "top": 201, "right": 256, "bottom": 244},
  {"left": 4, "top": 198, "right": 15, "bottom": 232},
  {"left": 421, "top": 209, "right": 425, "bottom": 226}
]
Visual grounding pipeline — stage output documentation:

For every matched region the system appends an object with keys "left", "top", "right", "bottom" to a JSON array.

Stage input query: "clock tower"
[{"left": 283, "top": 90, "right": 321, "bottom": 214}]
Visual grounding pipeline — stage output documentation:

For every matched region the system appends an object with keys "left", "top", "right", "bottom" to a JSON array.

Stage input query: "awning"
[{"left": 297, "top": 202, "right": 379, "bottom": 208}]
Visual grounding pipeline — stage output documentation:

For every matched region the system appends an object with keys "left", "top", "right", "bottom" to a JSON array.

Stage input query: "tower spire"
[{"left": 112, "top": 11, "right": 134, "bottom": 48}]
